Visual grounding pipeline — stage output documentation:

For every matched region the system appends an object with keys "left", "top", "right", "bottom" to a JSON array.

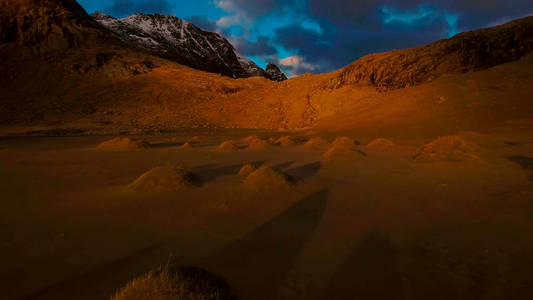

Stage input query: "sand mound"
[
  {"left": 322, "top": 146, "right": 367, "bottom": 162},
  {"left": 238, "top": 164, "right": 257, "bottom": 177},
  {"left": 182, "top": 142, "right": 193, "bottom": 149},
  {"left": 275, "top": 136, "right": 297, "bottom": 146},
  {"left": 243, "top": 166, "right": 296, "bottom": 190},
  {"left": 303, "top": 137, "right": 329, "bottom": 150},
  {"left": 268, "top": 137, "right": 277, "bottom": 144},
  {"left": 322, "top": 136, "right": 366, "bottom": 162},
  {"left": 243, "top": 135, "right": 261, "bottom": 143},
  {"left": 216, "top": 141, "right": 239, "bottom": 152},
  {"left": 112, "top": 266, "right": 236, "bottom": 300},
  {"left": 247, "top": 137, "right": 270, "bottom": 150},
  {"left": 97, "top": 137, "right": 151, "bottom": 151},
  {"left": 331, "top": 136, "right": 357, "bottom": 149},
  {"left": 367, "top": 138, "right": 396, "bottom": 149},
  {"left": 128, "top": 165, "right": 202, "bottom": 193},
  {"left": 413, "top": 136, "right": 480, "bottom": 162}
]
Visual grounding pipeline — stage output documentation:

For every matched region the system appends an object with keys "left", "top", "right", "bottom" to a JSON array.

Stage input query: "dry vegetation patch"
[{"left": 111, "top": 266, "right": 237, "bottom": 300}]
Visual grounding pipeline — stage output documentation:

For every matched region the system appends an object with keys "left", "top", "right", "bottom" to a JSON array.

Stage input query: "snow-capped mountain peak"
[{"left": 91, "top": 12, "right": 286, "bottom": 81}]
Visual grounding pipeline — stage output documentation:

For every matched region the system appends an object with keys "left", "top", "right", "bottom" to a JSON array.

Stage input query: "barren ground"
[{"left": 1, "top": 129, "right": 533, "bottom": 299}]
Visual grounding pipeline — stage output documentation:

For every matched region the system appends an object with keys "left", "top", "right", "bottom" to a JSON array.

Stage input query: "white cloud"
[
  {"left": 280, "top": 55, "right": 317, "bottom": 71},
  {"left": 216, "top": 15, "right": 245, "bottom": 28},
  {"left": 214, "top": 0, "right": 234, "bottom": 11}
]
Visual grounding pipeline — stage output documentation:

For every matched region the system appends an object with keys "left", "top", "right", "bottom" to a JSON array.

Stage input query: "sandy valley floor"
[{"left": 1, "top": 130, "right": 533, "bottom": 299}]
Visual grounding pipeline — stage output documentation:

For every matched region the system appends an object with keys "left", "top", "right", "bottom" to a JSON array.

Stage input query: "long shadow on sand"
[
  {"left": 508, "top": 156, "right": 533, "bottom": 169},
  {"left": 200, "top": 189, "right": 330, "bottom": 300},
  {"left": 273, "top": 161, "right": 295, "bottom": 170},
  {"left": 286, "top": 162, "right": 322, "bottom": 181},
  {"left": 149, "top": 142, "right": 184, "bottom": 148},
  {"left": 20, "top": 241, "right": 169, "bottom": 300},
  {"left": 322, "top": 231, "right": 405, "bottom": 300},
  {"left": 508, "top": 156, "right": 533, "bottom": 182}
]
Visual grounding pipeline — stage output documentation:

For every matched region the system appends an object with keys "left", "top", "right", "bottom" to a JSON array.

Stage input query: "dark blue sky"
[{"left": 79, "top": 0, "right": 533, "bottom": 77}]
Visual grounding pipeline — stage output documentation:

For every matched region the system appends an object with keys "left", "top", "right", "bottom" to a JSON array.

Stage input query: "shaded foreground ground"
[{"left": 1, "top": 129, "right": 533, "bottom": 299}]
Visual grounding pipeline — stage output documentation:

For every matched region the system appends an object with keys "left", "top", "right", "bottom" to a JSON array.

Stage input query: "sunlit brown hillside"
[{"left": 1, "top": 0, "right": 533, "bottom": 137}]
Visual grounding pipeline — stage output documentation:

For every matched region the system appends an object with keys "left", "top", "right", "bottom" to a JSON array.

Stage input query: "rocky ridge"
[
  {"left": 328, "top": 16, "right": 533, "bottom": 91},
  {"left": 266, "top": 63, "right": 288, "bottom": 82},
  {"left": 91, "top": 12, "right": 287, "bottom": 81},
  {"left": 0, "top": 0, "right": 104, "bottom": 53}
]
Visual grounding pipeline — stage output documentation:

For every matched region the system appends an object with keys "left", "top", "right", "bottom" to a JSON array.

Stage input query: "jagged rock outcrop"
[
  {"left": 0, "top": 0, "right": 103, "bottom": 53},
  {"left": 91, "top": 12, "right": 287, "bottom": 81},
  {"left": 266, "top": 63, "right": 288, "bottom": 82},
  {"left": 236, "top": 52, "right": 269, "bottom": 78},
  {"left": 328, "top": 16, "right": 533, "bottom": 91},
  {"left": 0, "top": 0, "right": 159, "bottom": 78}
]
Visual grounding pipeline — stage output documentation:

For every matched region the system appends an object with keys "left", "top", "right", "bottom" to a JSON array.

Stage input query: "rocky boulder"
[{"left": 266, "top": 63, "right": 288, "bottom": 82}]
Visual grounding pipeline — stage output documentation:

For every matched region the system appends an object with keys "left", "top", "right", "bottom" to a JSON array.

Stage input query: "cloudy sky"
[{"left": 78, "top": 0, "right": 533, "bottom": 77}]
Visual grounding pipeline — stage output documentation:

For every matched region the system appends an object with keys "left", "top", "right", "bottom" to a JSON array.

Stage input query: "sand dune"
[
  {"left": 366, "top": 138, "right": 396, "bottom": 149},
  {"left": 128, "top": 165, "right": 202, "bottom": 193},
  {"left": 243, "top": 166, "right": 296, "bottom": 190},
  {"left": 412, "top": 136, "right": 480, "bottom": 162},
  {"left": 217, "top": 141, "right": 239, "bottom": 152},
  {"left": 98, "top": 137, "right": 151, "bottom": 151}
]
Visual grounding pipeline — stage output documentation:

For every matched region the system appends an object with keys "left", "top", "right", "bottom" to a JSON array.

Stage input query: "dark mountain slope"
[
  {"left": 91, "top": 12, "right": 286, "bottom": 81},
  {"left": 0, "top": 0, "right": 104, "bottom": 53},
  {"left": 327, "top": 16, "right": 533, "bottom": 91},
  {"left": 266, "top": 63, "right": 288, "bottom": 82}
]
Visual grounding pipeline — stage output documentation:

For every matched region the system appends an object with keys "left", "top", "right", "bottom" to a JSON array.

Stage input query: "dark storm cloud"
[
  {"left": 307, "top": 0, "right": 533, "bottom": 31},
  {"left": 274, "top": 24, "right": 334, "bottom": 73},
  {"left": 106, "top": 0, "right": 174, "bottom": 17},
  {"left": 273, "top": 8, "right": 452, "bottom": 74},
  {"left": 217, "top": 0, "right": 304, "bottom": 18},
  {"left": 275, "top": 24, "right": 326, "bottom": 51},
  {"left": 446, "top": 0, "right": 533, "bottom": 29},
  {"left": 234, "top": 36, "right": 277, "bottom": 56},
  {"left": 98, "top": 0, "right": 533, "bottom": 75},
  {"left": 217, "top": 0, "right": 279, "bottom": 17},
  {"left": 187, "top": 16, "right": 218, "bottom": 31},
  {"left": 220, "top": 0, "right": 533, "bottom": 75}
]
